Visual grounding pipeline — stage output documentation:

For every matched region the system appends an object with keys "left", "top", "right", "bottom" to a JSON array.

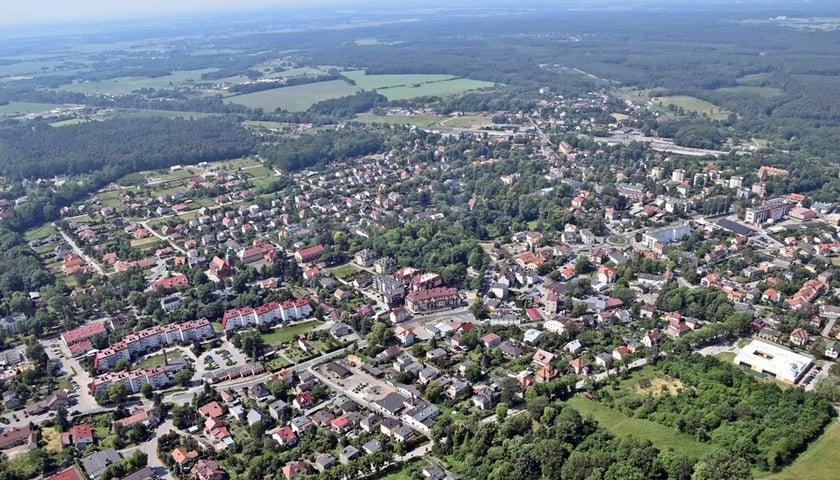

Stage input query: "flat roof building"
[{"left": 733, "top": 339, "right": 813, "bottom": 384}]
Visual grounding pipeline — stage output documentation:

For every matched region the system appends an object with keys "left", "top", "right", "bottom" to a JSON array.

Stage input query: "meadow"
[
  {"left": 343, "top": 70, "right": 496, "bottom": 100},
  {"left": 224, "top": 80, "right": 361, "bottom": 111},
  {"left": 260, "top": 321, "right": 320, "bottom": 344},
  {"left": 764, "top": 420, "right": 840, "bottom": 479},
  {"left": 0, "top": 102, "right": 60, "bottom": 114},
  {"left": 56, "top": 68, "right": 218, "bottom": 95}
]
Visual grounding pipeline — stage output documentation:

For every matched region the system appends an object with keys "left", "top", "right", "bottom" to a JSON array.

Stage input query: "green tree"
[{"left": 691, "top": 449, "right": 751, "bottom": 480}]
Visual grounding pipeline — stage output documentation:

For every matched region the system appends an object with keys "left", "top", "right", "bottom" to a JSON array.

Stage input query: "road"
[
  {"left": 54, "top": 223, "right": 106, "bottom": 275},
  {"left": 140, "top": 220, "right": 186, "bottom": 255}
]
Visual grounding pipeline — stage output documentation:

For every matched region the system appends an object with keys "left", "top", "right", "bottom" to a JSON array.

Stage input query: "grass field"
[
  {"left": 224, "top": 80, "right": 361, "bottom": 111},
  {"left": 130, "top": 237, "right": 163, "bottom": 249},
  {"left": 137, "top": 350, "right": 182, "bottom": 369},
  {"left": 106, "top": 109, "right": 216, "bottom": 120},
  {"left": 439, "top": 116, "right": 494, "bottom": 128},
  {"left": 714, "top": 85, "right": 783, "bottom": 97},
  {"left": 353, "top": 113, "right": 445, "bottom": 127},
  {"left": 24, "top": 224, "right": 58, "bottom": 241},
  {"left": 261, "top": 321, "right": 319, "bottom": 343},
  {"left": 57, "top": 68, "right": 217, "bottom": 94},
  {"left": 50, "top": 118, "right": 89, "bottom": 127},
  {"left": 0, "top": 102, "right": 60, "bottom": 114},
  {"left": 343, "top": 70, "right": 497, "bottom": 100},
  {"left": 330, "top": 264, "right": 359, "bottom": 279},
  {"left": 763, "top": 420, "right": 840, "bottom": 479},
  {"left": 567, "top": 395, "right": 714, "bottom": 459},
  {"left": 651, "top": 95, "right": 732, "bottom": 121}
]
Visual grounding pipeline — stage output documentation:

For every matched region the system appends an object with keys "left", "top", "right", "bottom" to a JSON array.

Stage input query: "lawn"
[
  {"left": 0, "top": 102, "right": 60, "bottom": 114},
  {"left": 567, "top": 395, "right": 714, "bottom": 460},
  {"left": 50, "top": 118, "right": 89, "bottom": 127},
  {"left": 261, "top": 321, "right": 320, "bottom": 344},
  {"left": 56, "top": 68, "right": 218, "bottom": 95},
  {"left": 224, "top": 80, "right": 361, "bottom": 112},
  {"left": 343, "top": 70, "right": 457, "bottom": 90},
  {"left": 41, "top": 428, "right": 63, "bottom": 454},
  {"left": 137, "top": 350, "right": 182, "bottom": 369},
  {"left": 763, "top": 420, "right": 840, "bottom": 480},
  {"left": 439, "top": 116, "right": 494, "bottom": 129},
  {"left": 130, "top": 237, "right": 163, "bottom": 249},
  {"left": 24, "top": 224, "right": 58, "bottom": 241},
  {"left": 330, "top": 263, "right": 359, "bottom": 280}
]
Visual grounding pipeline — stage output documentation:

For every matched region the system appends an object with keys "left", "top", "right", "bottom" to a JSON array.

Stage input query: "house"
[
  {"left": 570, "top": 357, "right": 590, "bottom": 375},
  {"left": 269, "top": 400, "right": 290, "bottom": 422},
  {"left": 564, "top": 339, "right": 583, "bottom": 355},
  {"left": 339, "top": 445, "right": 360, "bottom": 463},
  {"left": 198, "top": 402, "right": 224, "bottom": 419},
  {"left": 363, "top": 438, "right": 382, "bottom": 454},
  {"left": 270, "top": 426, "right": 298, "bottom": 447},
  {"left": 825, "top": 341, "right": 840, "bottom": 359},
  {"left": 314, "top": 454, "right": 337, "bottom": 473},
  {"left": 423, "top": 464, "right": 447, "bottom": 480},
  {"left": 395, "top": 326, "right": 416, "bottom": 346},
  {"left": 499, "top": 341, "right": 524, "bottom": 359},
  {"left": 0, "top": 426, "right": 31, "bottom": 450},
  {"left": 293, "top": 392, "right": 314, "bottom": 410},
  {"left": 172, "top": 448, "right": 199, "bottom": 469},
  {"left": 532, "top": 349, "right": 555, "bottom": 367},
  {"left": 642, "top": 331, "right": 661, "bottom": 348},
  {"left": 523, "top": 328, "right": 543, "bottom": 344},
  {"left": 80, "top": 448, "right": 123, "bottom": 480},
  {"left": 361, "top": 414, "right": 383, "bottom": 433},
  {"left": 790, "top": 327, "right": 810, "bottom": 347},
  {"left": 193, "top": 459, "right": 226, "bottom": 480},
  {"left": 595, "top": 353, "right": 613, "bottom": 368},
  {"left": 46, "top": 467, "right": 84, "bottom": 480},
  {"left": 282, "top": 461, "right": 308, "bottom": 480},
  {"left": 536, "top": 364, "right": 560, "bottom": 383},
  {"left": 71, "top": 424, "right": 94, "bottom": 449},
  {"left": 612, "top": 345, "right": 631, "bottom": 361},
  {"left": 481, "top": 333, "right": 502, "bottom": 349}
]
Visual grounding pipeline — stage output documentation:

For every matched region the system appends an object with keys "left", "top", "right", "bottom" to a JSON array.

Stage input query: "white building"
[{"left": 733, "top": 339, "right": 813, "bottom": 384}]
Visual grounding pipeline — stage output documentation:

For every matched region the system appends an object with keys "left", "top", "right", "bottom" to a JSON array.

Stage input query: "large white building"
[
  {"left": 90, "top": 366, "right": 171, "bottom": 397},
  {"left": 641, "top": 222, "right": 691, "bottom": 249},
  {"left": 733, "top": 339, "right": 813, "bottom": 384},
  {"left": 221, "top": 298, "right": 312, "bottom": 334}
]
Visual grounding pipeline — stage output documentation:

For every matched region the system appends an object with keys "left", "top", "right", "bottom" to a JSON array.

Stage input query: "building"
[
  {"left": 221, "top": 298, "right": 311, "bottom": 334},
  {"left": 91, "top": 366, "right": 171, "bottom": 397},
  {"left": 641, "top": 222, "right": 691, "bottom": 249},
  {"left": 93, "top": 318, "right": 216, "bottom": 371},
  {"left": 789, "top": 327, "right": 810, "bottom": 347},
  {"left": 405, "top": 287, "right": 461, "bottom": 315},
  {"left": 61, "top": 322, "right": 106, "bottom": 349},
  {"left": 0, "top": 426, "right": 31, "bottom": 449},
  {"left": 71, "top": 424, "right": 94, "bottom": 449},
  {"left": 193, "top": 459, "right": 226, "bottom": 480},
  {"left": 81, "top": 448, "right": 123, "bottom": 480},
  {"left": 733, "top": 339, "right": 813, "bottom": 384},
  {"left": 294, "top": 244, "right": 325, "bottom": 263},
  {"left": 744, "top": 198, "right": 794, "bottom": 225}
]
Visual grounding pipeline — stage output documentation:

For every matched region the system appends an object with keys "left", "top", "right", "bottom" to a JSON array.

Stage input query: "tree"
[
  {"left": 464, "top": 363, "right": 483, "bottom": 383},
  {"left": 500, "top": 377, "right": 521, "bottom": 405},
  {"left": 691, "top": 449, "right": 750, "bottom": 480},
  {"left": 495, "top": 402, "right": 508, "bottom": 422},
  {"left": 174, "top": 368, "right": 194, "bottom": 387},
  {"left": 102, "top": 383, "right": 127, "bottom": 405},
  {"left": 140, "top": 382, "right": 153, "bottom": 399},
  {"left": 238, "top": 329, "right": 266, "bottom": 361},
  {"left": 366, "top": 322, "right": 393, "bottom": 348}
]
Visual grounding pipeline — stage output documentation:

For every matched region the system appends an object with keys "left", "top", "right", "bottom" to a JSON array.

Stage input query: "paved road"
[
  {"left": 140, "top": 220, "right": 186, "bottom": 255},
  {"left": 54, "top": 223, "right": 106, "bottom": 275}
]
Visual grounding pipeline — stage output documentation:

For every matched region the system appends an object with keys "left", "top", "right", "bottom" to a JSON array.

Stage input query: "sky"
[{"left": 1, "top": 0, "right": 364, "bottom": 26}]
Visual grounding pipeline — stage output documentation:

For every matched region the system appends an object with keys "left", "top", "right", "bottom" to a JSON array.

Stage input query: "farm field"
[
  {"left": 56, "top": 68, "right": 218, "bottom": 94},
  {"left": 343, "top": 70, "right": 457, "bottom": 90},
  {"left": 566, "top": 395, "right": 715, "bottom": 460},
  {"left": 224, "top": 80, "right": 361, "bottom": 111},
  {"left": 0, "top": 102, "right": 60, "bottom": 114},
  {"left": 261, "top": 321, "right": 320, "bottom": 344}
]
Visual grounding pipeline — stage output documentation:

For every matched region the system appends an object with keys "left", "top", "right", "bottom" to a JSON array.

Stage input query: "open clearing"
[
  {"left": 567, "top": 395, "right": 714, "bottom": 459},
  {"left": 330, "top": 264, "right": 359, "bottom": 280},
  {"left": 715, "top": 85, "right": 783, "bottom": 97},
  {"left": 634, "top": 375, "right": 684, "bottom": 396},
  {"left": 764, "top": 420, "right": 840, "bottom": 479},
  {"left": 0, "top": 102, "right": 60, "bottom": 114},
  {"left": 224, "top": 80, "right": 361, "bottom": 111},
  {"left": 353, "top": 113, "right": 445, "bottom": 127},
  {"left": 56, "top": 68, "right": 217, "bottom": 94}
]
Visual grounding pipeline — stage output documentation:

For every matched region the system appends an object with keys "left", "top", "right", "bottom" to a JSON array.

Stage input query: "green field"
[
  {"left": 137, "top": 350, "right": 183, "bottom": 369},
  {"left": 652, "top": 95, "right": 732, "bottom": 121},
  {"left": 343, "top": 70, "right": 497, "bottom": 100},
  {"left": 224, "top": 80, "right": 361, "bottom": 112},
  {"left": 353, "top": 113, "right": 445, "bottom": 127},
  {"left": 261, "top": 321, "right": 320, "bottom": 343},
  {"left": 715, "top": 85, "right": 784, "bottom": 97},
  {"left": 567, "top": 395, "right": 715, "bottom": 459},
  {"left": 50, "top": 118, "right": 89, "bottom": 127},
  {"left": 330, "top": 264, "right": 360, "bottom": 279},
  {"left": 57, "top": 68, "right": 217, "bottom": 94},
  {"left": 24, "top": 224, "right": 58, "bottom": 241},
  {"left": 764, "top": 420, "right": 840, "bottom": 479},
  {"left": 0, "top": 102, "right": 60, "bottom": 114}
]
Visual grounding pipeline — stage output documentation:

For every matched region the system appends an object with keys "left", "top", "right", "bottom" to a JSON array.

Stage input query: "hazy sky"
[{"left": 2, "top": 0, "right": 361, "bottom": 26}]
